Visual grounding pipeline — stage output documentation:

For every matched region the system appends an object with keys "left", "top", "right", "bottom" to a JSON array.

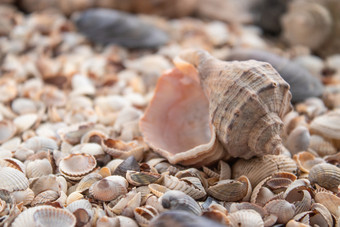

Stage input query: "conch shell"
[{"left": 140, "top": 49, "right": 292, "bottom": 166}]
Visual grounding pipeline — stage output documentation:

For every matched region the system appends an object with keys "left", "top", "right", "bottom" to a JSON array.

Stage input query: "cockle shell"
[
  {"left": 0, "top": 120, "right": 16, "bottom": 144},
  {"left": 226, "top": 209, "right": 264, "bottom": 227},
  {"left": 33, "top": 206, "right": 76, "bottom": 227},
  {"left": 160, "top": 190, "right": 202, "bottom": 215},
  {"left": 59, "top": 153, "right": 97, "bottom": 180},
  {"left": 308, "top": 163, "right": 340, "bottom": 193},
  {"left": 0, "top": 167, "right": 28, "bottom": 192},
  {"left": 89, "top": 178, "right": 127, "bottom": 201},
  {"left": 140, "top": 49, "right": 292, "bottom": 166},
  {"left": 310, "top": 109, "right": 340, "bottom": 141},
  {"left": 134, "top": 205, "right": 159, "bottom": 227}
]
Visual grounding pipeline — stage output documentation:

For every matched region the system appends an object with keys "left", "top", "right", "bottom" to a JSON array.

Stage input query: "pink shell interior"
[{"left": 140, "top": 68, "right": 212, "bottom": 159}]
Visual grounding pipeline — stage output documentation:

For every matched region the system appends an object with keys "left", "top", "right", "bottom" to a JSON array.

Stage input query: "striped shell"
[{"left": 59, "top": 153, "right": 97, "bottom": 180}]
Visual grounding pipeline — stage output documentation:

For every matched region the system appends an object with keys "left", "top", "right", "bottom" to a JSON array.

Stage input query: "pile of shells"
[{"left": 0, "top": 1, "right": 340, "bottom": 227}]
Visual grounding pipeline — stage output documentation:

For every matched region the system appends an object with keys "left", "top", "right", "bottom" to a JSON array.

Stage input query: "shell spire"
[{"left": 177, "top": 49, "right": 292, "bottom": 159}]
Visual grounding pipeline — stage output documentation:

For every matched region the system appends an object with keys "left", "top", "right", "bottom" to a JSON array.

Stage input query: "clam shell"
[
  {"left": 148, "top": 183, "right": 169, "bottom": 197},
  {"left": 0, "top": 158, "right": 25, "bottom": 174},
  {"left": 285, "top": 126, "right": 310, "bottom": 155},
  {"left": 11, "top": 188, "right": 35, "bottom": 205},
  {"left": 177, "top": 49, "right": 292, "bottom": 160},
  {"left": 227, "top": 209, "right": 264, "bottom": 227},
  {"left": 264, "top": 199, "right": 296, "bottom": 224},
  {"left": 293, "top": 151, "right": 325, "bottom": 173},
  {"left": 308, "top": 163, "right": 340, "bottom": 192},
  {"left": 160, "top": 190, "right": 202, "bottom": 215},
  {"left": 66, "top": 199, "right": 93, "bottom": 213},
  {"left": 12, "top": 206, "right": 47, "bottom": 227},
  {"left": 23, "top": 136, "right": 58, "bottom": 152},
  {"left": 31, "top": 189, "right": 59, "bottom": 206},
  {"left": 29, "top": 175, "right": 61, "bottom": 195},
  {"left": 89, "top": 178, "right": 127, "bottom": 201},
  {"left": 26, "top": 158, "right": 53, "bottom": 178},
  {"left": 0, "top": 167, "right": 28, "bottom": 192},
  {"left": 207, "top": 177, "right": 248, "bottom": 202},
  {"left": 314, "top": 190, "right": 340, "bottom": 217},
  {"left": 66, "top": 191, "right": 84, "bottom": 206},
  {"left": 310, "top": 109, "right": 340, "bottom": 140},
  {"left": 59, "top": 153, "right": 97, "bottom": 180},
  {"left": 309, "top": 135, "right": 337, "bottom": 157},
  {"left": 0, "top": 120, "right": 16, "bottom": 144},
  {"left": 102, "top": 138, "right": 148, "bottom": 161},
  {"left": 232, "top": 155, "right": 297, "bottom": 187},
  {"left": 162, "top": 175, "right": 206, "bottom": 199},
  {"left": 13, "top": 113, "right": 38, "bottom": 133},
  {"left": 75, "top": 172, "right": 102, "bottom": 192},
  {"left": 33, "top": 206, "right": 76, "bottom": 227},
  {"left": 112, "top": 155, "right": 140, "bottom": 177}
]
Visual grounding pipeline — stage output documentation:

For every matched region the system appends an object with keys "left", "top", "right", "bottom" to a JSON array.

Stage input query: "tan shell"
[
  {"left": 309, "top": 135, "right": 337, "bottom": 157},
  {"left": 126, "top": 170, "right": 161, "bottom": 186},
  {"left": 140, "top": 50, "right": 291, "bottom": 165},
  {"left": 160, "top": 190, "right": 202, "bottom": 215},
  {"left": 310, "top": 109, "right": 340, "bottom": 140},
  {"left": 308, "top": 163, "right": 340, "bottom": 192},
  {"left": 0, "top": 167, "right": 28, "bottom": 192},
  {"left": 293, "top": 151, "right": 325, "bottom": 173},
  {"left": 285, "top": 126, "right": 310, "bottom": 155},
  {"left": 102, "top": 138, "right": 148, "bottom": 161},
  {"left": 0, "top": 120, "right": 16, "bottom": 144},
  {"left": 23, "top": 136, "right": 58, "bottom": 152},
  {"left": 264, "top": 199, "right": 296, "bottom": 224},
  {"left": 226, "top": 209, "right": 264, "bottom": 227},
  {"left": 314, "top": 190, "right": 340, "bottom": 217},
  {"left": 207, "top": 176, "right": 249, "bottom": 202},
  {"left": 33, "top": 206, "right": 76, "bottom": 227},
  {"left": 89, "top": 178, "right": 127, "bottom": 201},
  {"left": 232, "top": 155, "right": 297, "bottom": 187},
  {"left": 31, "top": 189, "right": 59, "bottom": 206},
  {"left": 11, "top": 188, "right": 35, "bottom": 205},
  {"left": 26, "top": 158, "right": 53, "bottom": 178},
  {"left": 134, "top": 205, "right": 159, "bottom": 227},
  {"left": 162, "top": 175, "right": 206, "bottom": 199},
  {"left": 59, "top": 153, "right": 97, "bottom": 180},
  {"left": 148, "top": 183, "right": 169, "bottom": 197},
  {"left": 0, "top": 158, "right": 26, "bottom": 174},
  {"left": 66, "top": 191, "right": 84, "bottom": 206},
  {"left": 29, "top": 175, "right": 61, "bottom": 195}
]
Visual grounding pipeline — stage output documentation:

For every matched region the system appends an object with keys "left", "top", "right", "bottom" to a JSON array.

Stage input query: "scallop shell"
[
  {"left": 0, "top": 120, "right": 16, "bottom": 144},
  {"left": 11, "top": 188, "right": 35, "bottom": 205},
  {"left": 66, "top": 191, "right": 84, "bottom": 206},
  {"left": 264, "top": 199, "right": 296, "bottom": 224},
  {"left": 293, "top": 151, "right": 325, "bottom": 173},
  {"left": 148, "top": 184, "right": 169, "bottom": 197},
  {"left": 285, "top": 126, "right": 310, "bottom": 155},
  {"left": 33, "top": 206, "right": 76, "bottom": 227},
  {"left": 26, "top": 158, "right": 53, "bottom": 178},
  {"left": 308, "top": 163, "right": 340, "bottom": 192},
  {"left": 160, "top": 190, "right": 202, "bottom": 215},
  {"left": 226, "top": 48, "right": 324, "bottom": 103},
  {"left": 0, "top": 167, "right": 28, "bottom": 192},
  {"left": 309, "top": 135, "right": 337, "bottom": 157},
  {"left": 102, "top": 138, "right": 148, "bottom": 161},
  {"left": 23, "top": 136, "right": 58, "bottom": 152},
  {"left": 0, "top": 158, "right": 25, "bottom": 174},
  {"left": 126, "top": 170, "right": 161, "bottom": 186},
  {"left": 89, "top": 178, "right": 127, "bottom": 201},
  {"left": 232, "top": 155, "right": 297, "bottom": 187},
  {"left": 310, "top": 109, "right": 340, "bottom": 140},
  {"left": 59, "top": 153, "right": 97, "bottom": 180},
  {"left": 31, "top": 190, "right": 59, "bottom": 206},
  {"left": 162, "top": 175, "right": 206, "bottom": 199}
]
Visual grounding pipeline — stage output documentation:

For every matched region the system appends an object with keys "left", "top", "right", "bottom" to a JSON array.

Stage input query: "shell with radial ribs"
[{"left": 140, "top": 49, "right": 292, "bottom": 166}]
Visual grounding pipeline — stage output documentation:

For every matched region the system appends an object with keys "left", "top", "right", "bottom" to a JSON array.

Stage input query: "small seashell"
[
  {"left": 29, "top": 175, "right": 61, "bottom": 195},
  {"left": 97, "top": 215, "right": 138, "bottom": 227},
  {"left": 149, "top": 210, "right": 225, "bottom": 227},
  {"left": 31, "top": 190, "right": 59, "bottom": 206},
  {"left": 293, "top": 151, "right": 325, "bottom": 173},
  {"left": 0, "top": 78, "right": 17, "bottom": 103},
  {"left": 11, "top": 98, "right": 38, "bottom": 115},
  {"left": 12, "top": 206, "right": 48, "bottom": 227},
  {"left": 264, "top": 199, "right": 296, "bottom": 224},
  {"left": 126, "top": 170, "right": 161, "bottom": 186},
  {"left": 71, "top": 74, "right": 96, "bottom": 96},
  {"left": 134, "top": 205, "right": 159, "bottom": 227},
  {"left": 89, "top": 178, "right": 127, "bottom": 201},
  {"left": 66, "top": 191, "right": 84, "bottom": 206},
  {"left": 308, "top": 163, "right": 340, "bottom": 193},
  {"left": 162, "top": 175, "right": 206, "bottom": 199},
  {"left": 0, "top": 120, "right": 16, "bottom": 144},
  {"left": 23, "top": 136, "right": 58, "bottom": 152},
  {"left": 105, "top": 158, "right": 124, "bottom": 173},
  {"left": 13, "top": 113, "right": 38, "bottom": 133},
  {"left": 314, "top": 190, "right": 340, "bottom": 218},
  {"left": 66, "top": 199, "right": 93, "bottom": 214},
  {"left": 26, "top": 158, "right": 53, "bottom": 178},
  {"left": 11, "top": 188, "right": 35, "bottom": 205},
  {"left": 285, "top": 126, "right": 310, "bottom": 155},
  {"left": 0, "top": 157, "right": 25, "bottom": 174},
  {"left": 81, "top": 129, "right": 108, "bottom": 144},
  {"left": 102, "top": 138, "right": 148, "bottom": 161},
  {"left": 0, "top": 167, "right": 28, "bottom": 192},
  {"left": 73, "top": 208, "right": 91, "bottom": 227},
  {"left": 309, "top": 135, "right": 337, "bottom": 157},
  {"left": 33, "top": 206, "right": 76, "bottom": 227},
  {"left": 310, "top": 109, "right": 340, "bottom": 141},
  {"left": 75, "top": 9, "right": 169, "bottom": 48},
  {"left": 207, "top": 176, "right": 249, "bottom": 202},
  {"left": 232, "top": 155, "right": 297, "bottom": 187},
  {"left": 58, "top": 122, "right": 95, "bottom": 145},
  {"left": 160, "top": 190, "right": 202, "bottom": 215},
  {"left": 226, "top": 209, "right": 264, "bottom": 227},
  {"left": 148, "top": 184, "right": 169, "bottom": 198},
  {"left": 59, "top": 153, "right": 97, "bottom": 180},
  {"left": 112, "top": 155, "right": 140, "bottom": 177}
]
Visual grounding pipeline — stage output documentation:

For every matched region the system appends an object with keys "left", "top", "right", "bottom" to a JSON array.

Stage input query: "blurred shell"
[
  {"left": 134, "top": 205, "right": 159, "bottom": 227},
  {"left": 12, "top": 206, "right": 47, "bottom": 227},
  {"left": 57, "top": 122, "right": 95, "bottom": 145},
  {"left": 71, "top": 74, "right": 96, "bottom": 96},
  {"left": 293, "top": 151, "right": 325, "bottom": 173},
  {"left": 66, "top": 199, "right": 92, "bottom": 213},
  {"left": 13, "top": 113, "right": 38, "bottom": 133},
  {"left": 308, "top": 163, "right": 340, "bottom": 192},
  {"left": 0, "top": 167, "right": 28, "bottom": 192},
  {"left": 0, "top": 158, "right": 25, "bottom": 174},
  {"left": 112, "top": 156, "right": 140, "bottom": 177},
  {"left": 89, "top": 178, "right": 127, "bottom": 201},
  {"left": 0, "top": 78, "right": 17, "bottom": 103},
  {"left": 314, "top": 190, "right": 340, "bottom": 217},
  {"left": 264, "top": 199, "right": 296, "bottom": 224},
  {"left": 23, "top": 136, "right": 58, "bottom": 152},
  {"left": 160, "top": 190, "right": 201, "bottom": 215},
  {"left": 11, "top": 188, "right": 34, "bottom": 205},
  {"left": 285, "top": 126, "right": 310, "bottom": 155},
  {"left": 282, "top": 1, "right": 332, "bottom": 50},
  {"left": 177, "top": 50, "right": 292, "bottom": 160},
  {"left": 33, "top": 206, "right": 76, "bottom": 227},
  {"left": 140, "top": 67, "right": 224, "bottom": 166},
  {"left": 0, "top": 120, "right": 16, "bottom": 144},
  {"left": 227, "top": 209, "right": 264, "bottom": 227},
  {"left": 102, "top": 138, "right": 148, "bottom": 161},
  {"left": 66, "top": 191, "right": 84, "bottom": 206},
  {"left": 11, "top": 98, "right": 38, "bottom": 115},
  {"left": 310, "top": 109, "right": 340, "bottom": 140},
  {"left": 59, "top": 153, "right": 97, "bottom": 180},
  {"left": 75, "top": 9, "right": 168, "bottom": 48},
  {"left": 148, "top": 184, "right": 169, "bottom": 197},
  {"left": 26, "top": 158, "right": 53, "bottom": 178},
  {"left": 309, "top": 135, "right": 337, "bottom": 157},
  {"left": 97, "top": 216, "right": 138, "bottom": 227},
  {"left": 232, "top": 155, "right": 297, "bottom": 187},
  {"left": 225, "top": 48, "right": 323, "bottom": 103},
  {"left": 31, "top": 190, "right": 59, "bottom": 206},
  {"left": 29, "top": 175, "right": 61, "bottom": 195}
]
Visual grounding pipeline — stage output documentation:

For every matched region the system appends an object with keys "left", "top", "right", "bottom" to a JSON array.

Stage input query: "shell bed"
[{"left": 0, "top": 0, "right": 340, "bottom": 227}]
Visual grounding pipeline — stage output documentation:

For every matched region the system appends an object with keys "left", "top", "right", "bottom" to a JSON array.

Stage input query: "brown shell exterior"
[{"left": 178, "top": 50, "right": 292, "bottom": 159}]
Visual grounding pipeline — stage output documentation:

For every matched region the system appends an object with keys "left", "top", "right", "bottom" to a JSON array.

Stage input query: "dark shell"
[
  {"left": 74, "top": 9, "right": 169, "bottom": 48},
  {"left": 226, "top": 48, "right": 324, "bottom": 103}
]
